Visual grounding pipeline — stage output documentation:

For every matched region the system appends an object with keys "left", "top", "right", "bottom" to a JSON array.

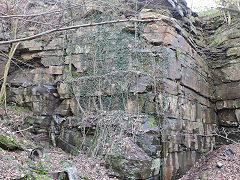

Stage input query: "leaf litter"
[
  {"left": 0, "top": 106, "right": 117, "bottom": 180},
  {"left": 180, "top": 144, "right": 240, "bottom": 180}
]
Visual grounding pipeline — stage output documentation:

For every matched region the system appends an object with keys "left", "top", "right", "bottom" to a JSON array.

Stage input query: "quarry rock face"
[{"left": 1, "top": 0, "right": 240, "bottom": 179}]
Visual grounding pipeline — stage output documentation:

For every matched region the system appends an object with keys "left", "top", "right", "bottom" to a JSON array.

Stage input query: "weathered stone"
[
  {"left": 56, "top": 137, "right": 79, "bottom": 156},
  {"left": 55, "top": 99, "right": 73, "bottom": 116},
  {"left": 180, "top": 98, "right": 196, "bottom": 121},
  {"left": 0, "top": 44, "right": 10, "bottom": 52},
  {"left": 158, "top": 94, "right": 180, "bottom": 118},
  {"left": 218, "top": 109, "right": 238, "bottom": 127},
  {"left": 1, "top": 2, "right": 224, "bottom": 180},
  {"left": 41, "top": 56, "right": 62, "bottom": 67},
  {"left": 143, "top": 31, "right": 178, "bottom": 47},
  {"left": 139, "top": 11, "right": 159, "bottom": 19},
  {"left": 181, "top": 67, "right": 214, "bottom": 98},
  {"left": 19, "top": 39, "right": 43, "bottom": 51},
  {"left": 0, "top": 62, "right": 7, "bottom": 80},
  {"left": 44, "top": 37, "right": 65, "bottom": 50},
  {"left": 177, "top": 34, "right": 191, "bottom": 54},
  {"left": 235, "top": 109, "right": 240, "bottom": 124},
  {"left": 196, "top": 104, "right": 217, "bottom": 124},
  {"left": 162, "top": 151, "right": 200, "bottom": 180},
  {"left": 106, "top": 138, "right": 154, "bottom": 179},
  {"left": 144, "top": 23, "right": 177, "bottom": 37},
  {"left": 7, "top": 68, "right": 52, "bottom": 87},
  {"left": 215, "top": 82, "right": 240, "bottom": 100},
  {"left": 216, "top": 99, "right": 240, "bottom": 110},
  {"left": 49, "top": 66, "right": 63, "bottom": 75},
  {"left": 226, "top": 47, "right": 240, "bottom": 57},
  {"left": 57, "top": 83, "right": 71, "bottom": 99},
  {"left": 23, "top": 115, "right": 52, "bottom": 134},
  {"left": 62, "top": 130, "right": 82, "bottom": 148},
  {"left": 163, "top": 78, "right": 179, "bottom": 95},
  {"left": 68, "top": 71, "right": 154, "bottom": 97},
  {"left": 21, "top": 52, "right": 43, "bottom": 61}
]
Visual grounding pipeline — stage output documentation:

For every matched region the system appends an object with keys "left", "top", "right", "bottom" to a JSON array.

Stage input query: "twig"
[
  {"left": 213, "top": 133, "right": 239, "bottom": 144},
  {"left": 16, "top": 126, "right": 33, "bottom": 133}
]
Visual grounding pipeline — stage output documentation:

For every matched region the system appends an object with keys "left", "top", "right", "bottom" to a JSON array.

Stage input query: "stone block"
[
  {"left": 44, "top": 37, "right": 65, "bottom": 50},
  {"left": 163, "top": 79, "right": 179, "bottom": 95},
  {"left": 162, "top": 151, "right": 200, "bottom": 180},
  {"left": 19, "top": 39, "right": 43, "bottom": 51},
  {"left": 218, "top": 109, "right": 238, "bottom": 127},
  {"left": 180, "top": 98, "right": 196, "bottom": 121},
  {"left": 0, "top": 44, "right": 10, "bottom": 52},
  {"left": 0, "top": 61, "right": 7, "bottom": 79},
  {"left": 235, "top": 109, "right": 240, "bottom": 124},
  {"left": 143, "top": 31, "right": 178, "bottom": 47},
  {"left": 139, "top": 11, "right": 159, "bottom": 19},
  {"left": 49, "top": 66, "right": 63, "bottom": 75},
  {"left": 7, "top": 68, "right": 52, "bottom": 87},
  {"left": 215, "top": 82, "right": 240, "bottom": 100},
  {"left": 177, "top": 34, "right": 191, "bottom": 54},
  {"left": 158, "top": 94, "right": 180, "bottom": 119},
  {"left": 56, "top": 137, "right": 79, "bottom": 156},
  {"left": 196, "top": 104, "right": 217, "bottom": 124},
  {"left": 144, "top": 23, "right": 177, "bottom": 37},
  {"left": 55, "top": 99, "right": 73, "bottom": 116},
  {"left": 41, "top": 56, "right": 62, "bottom": 67},
  {"left": 57, "top": 83, "right": 71, "bottom": 99},
  {"left": 68, "top": 71, "right": 154, "bottom": 97},
  {"left": 106, "top": 138, "right": 154, "bottom": 179},
  {"left": 215, "top": 99, "right": 240, "bottom": 110},
  {"left": 226, "top": 47, "right": 240, "bottom": 57},
  {"left": 181, "top": 67, "right": 214, "bottom": 98}
]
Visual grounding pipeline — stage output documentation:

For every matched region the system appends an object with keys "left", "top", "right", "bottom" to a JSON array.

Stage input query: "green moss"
[
  {"left": 30, "top": 174, "right": 52, "bottom": 180},
  {"left": 73, "top": 135, "right": 82, "bottom": 148},
  {"left": 79, "top": 176, "right": 92, "bottom": 180},
  {"left": 64, "top": 67, "right": 69, "bottom": 73},
  {"left": 28, "top": 119, "right": 35, "bottom": 125},
  {"left": 34, "top": 38, "right": 44, "bottom": 43},
  {"left": 148, "top": 116, "right": 157, "bottom": 128},
  {"left": 198, "top": 172, "right": 208, "bottom": 179},
  {"left": 176, "top": 48, "right": 182, "bottom": 59},
  {"left": 71, "top": 69, "right": 81, "bottom": 78},
  {"left": 0, "top": 134, "right": 22, "bottom": 150},
  {"left": 70, "top": 148, "right": 79, "bottom": 156}
]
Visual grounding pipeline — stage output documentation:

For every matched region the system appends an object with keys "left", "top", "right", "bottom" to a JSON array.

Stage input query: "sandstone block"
[
  {"left": 215, "top": 82, "right": 240, "bottom": 100},
  {"left": 226, "top": 47, "right": 240, "bottom": 57},
  {"left": 49, "top": 66, "right": 63, "bottom": 75},
  {"left": 218, "top": 109, "right": 238, "bottom": 126}
]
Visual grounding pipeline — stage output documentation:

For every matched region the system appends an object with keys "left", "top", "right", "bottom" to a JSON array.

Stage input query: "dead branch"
[
  {"left": 218, "top": 6, "right": 240, "bottom": 14},
  {"left": 0, "top": 18, "right": 162, "bottom": 45}
]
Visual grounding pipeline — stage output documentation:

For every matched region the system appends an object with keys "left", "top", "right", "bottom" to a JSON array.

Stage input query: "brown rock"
[
  {"left": 215, "top": 82, "right": 240, "bottom": 100},
  {"left": 218, "top": 109, "right": 238, "bottom": 127},
  {"left": 49, "top": 66, "right": 63, "bottom": 75}
]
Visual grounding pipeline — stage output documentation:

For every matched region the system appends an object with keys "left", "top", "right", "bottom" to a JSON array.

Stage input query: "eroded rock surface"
[{"left": 1, "top": 0, "right": 239, "bottom": 179}]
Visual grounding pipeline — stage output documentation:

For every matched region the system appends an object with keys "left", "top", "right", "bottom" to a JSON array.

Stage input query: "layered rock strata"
[{"left": 0, "top": 0, "right": 233, "bottom": 179}]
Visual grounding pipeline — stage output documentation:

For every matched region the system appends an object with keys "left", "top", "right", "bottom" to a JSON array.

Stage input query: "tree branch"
[
  {"left": 0, "top": 18, "right": 162, "bottom": 45},
  {"left": 218, "top": 6, "right": 240, "bottom": 14}
]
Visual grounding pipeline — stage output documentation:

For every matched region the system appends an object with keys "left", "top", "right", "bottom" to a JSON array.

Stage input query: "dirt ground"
[
  {"left": 0, "top": 106, "right": 117, "bottom": 180},
  {"left": 180, "top": 144, "right": 240, "bottom": 180},
  {"left": 1, "top": 105, "right": 240, "bottom": 180}
]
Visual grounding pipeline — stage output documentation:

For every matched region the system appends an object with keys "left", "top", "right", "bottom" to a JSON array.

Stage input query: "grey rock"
[{"left": 216, "top": 162, "right": 223, "bottom": 168}]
